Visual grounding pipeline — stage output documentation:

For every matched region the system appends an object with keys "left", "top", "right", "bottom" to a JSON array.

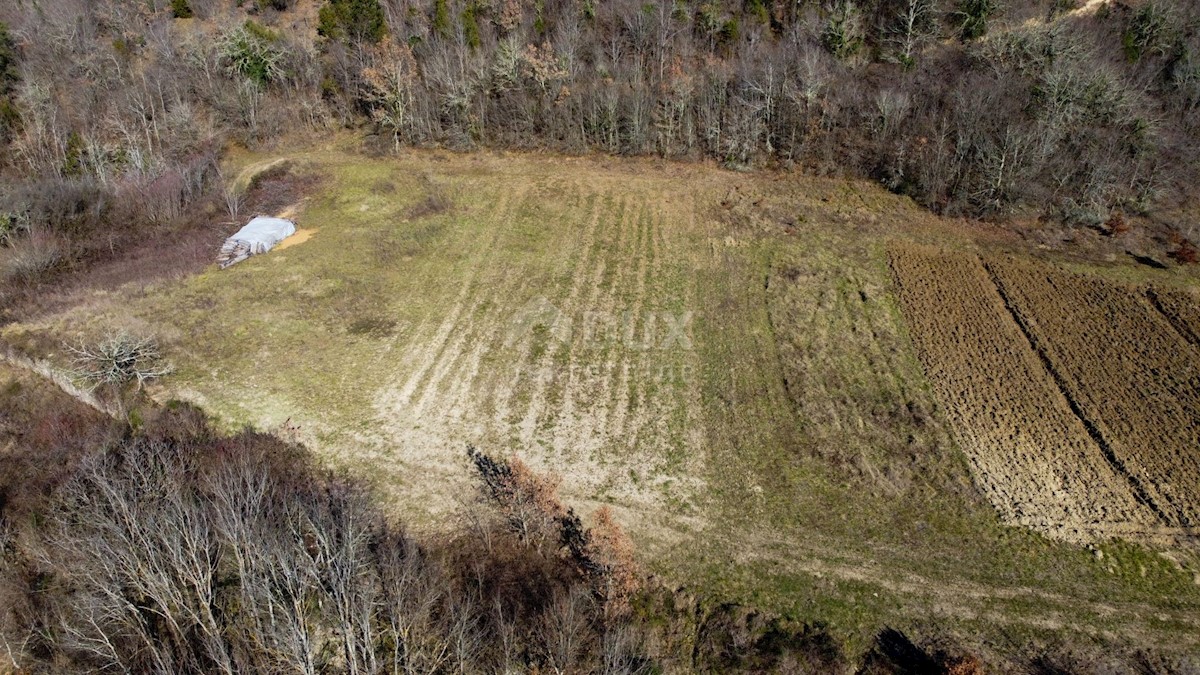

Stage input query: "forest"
[{"left": 2, "top": 0, "right": 1199, "bottom": 306}]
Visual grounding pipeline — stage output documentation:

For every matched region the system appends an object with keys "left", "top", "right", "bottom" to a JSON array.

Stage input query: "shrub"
[
  {"left": 462, "top": 2, "right": 481, "bottom": 50},
  {"left": 1123, "top": 2, "right": 1173, "bottom": 62},
  {"left": 1169, "top": 238, "right": 1198, "bottom": 264},
  {"left": 5, "top": 178, "right": 110, "bottom": 239},
  {"left": 0, "top": 22, "right": 18, "bottom": 96},
  {"left": 432, "top": 0, "right": 452, "bottom": 39},
  {"left": 405, "top": 172, "right": 454, "bottom": 219},
  {"left": 0, "top": 229, "right": 65, "bottom": 284},
  {"left": 317, "top": 0, "right": 387, "bottom": 43},
  {"left": 467, "top": 445, "right": 641, "bottom": 616},
  {"left": 956, "top": 0, "right": 998, "bottom": 41},
  {"left": 60, "top": 130, "right": 87, "bottom": 177},
  {"left": 822, "top": 0, "right": 865, "bottom": 59},
  {"left": 170, "top": 0, "right": 194, "bottom": 18},
  {"left": 218, "top": 21, "right": 286, "bottom": 86}
]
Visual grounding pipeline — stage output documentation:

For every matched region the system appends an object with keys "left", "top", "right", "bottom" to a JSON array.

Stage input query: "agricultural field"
[
  {"left": 888, "top": 246, "right": 1159, "bottom": 542},
  {"left": 1147, "top": 286, "right": 1200, "bottom": 351},
  {"left": 5, "top": 143, "right": 1200, "bottom": 657},
  {"left": 986, "top": 256, "right": 1200, "bottom": 531}
]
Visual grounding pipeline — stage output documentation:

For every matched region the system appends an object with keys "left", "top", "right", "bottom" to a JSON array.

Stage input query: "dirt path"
[
  {"left": 707, "top": 527, "right": 1200, "bottom": 647},
  {"left": 1071, "top": 0, "right": 1109, "bottom": 14}
]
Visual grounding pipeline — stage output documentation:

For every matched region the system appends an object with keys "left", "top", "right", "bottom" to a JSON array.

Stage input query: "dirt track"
[{"left": 889, "top": 245, "right": 1162, "bottom": 542}]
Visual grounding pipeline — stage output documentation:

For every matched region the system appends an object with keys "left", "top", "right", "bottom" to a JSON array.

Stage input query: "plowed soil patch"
[
  {"left": 1148, "top": 286, "right": 1200, "bottom": 349},
  {"left": 986, "top": 256, "right": 1200, "bottom": 530},
  {"left": 889, "top": 244, "right": 1158, "bottom": 542}
]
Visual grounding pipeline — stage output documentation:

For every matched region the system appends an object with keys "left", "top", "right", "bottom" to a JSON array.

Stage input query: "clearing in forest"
[{"left": 6, "top": 145, "right": 1200, "bottom": 653}]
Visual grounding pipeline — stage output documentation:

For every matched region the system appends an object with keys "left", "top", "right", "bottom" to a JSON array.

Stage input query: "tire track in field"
[
  {"left": 579, "top": 193, "right": 638, "bottom": 448},
  {"left": 517, "top": 191, "right": 636, "bottom": 449},
  {"left": 605, "top": 200, "right": 653, "bottom": 444},
  {"left": 985, "top": 257, "right": 1200, "bottom": 530},
  {"left": 543, "top": 188, "right": 613, "bottom": 456},
  {"left": 430, "top": 186, "right": 577, "bottom": 431},
  {"left": 481, "top": 181, "right": 594, "bottom": 432},
  {"left": 716, "top": 529, "right": 1200, "bottom": 648},
  {"left": 414, "top": 175, "right": 582, "bottom": 418},
  {"left": 437, "top": 175, "right": 581, "bottom": 406},
  {"left": 440, "top": 181, "right": 589, "bottom": 434},
  {"left": 1146, "top": 287, "right": 1200, "bottom": 352},
  {"left": 620, "top": 203, "right": 667, "bottom": 456},
  {"left": 384, "top": 185, "right": 523, "bottom": 414},
  {"left": 504, "top": 184, "right": 615, "bottom": 447}
]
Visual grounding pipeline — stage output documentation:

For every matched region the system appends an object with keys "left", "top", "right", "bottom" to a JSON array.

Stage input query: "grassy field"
[{"left": 6, "top": 142, "right": 1200, "bottom": 658}]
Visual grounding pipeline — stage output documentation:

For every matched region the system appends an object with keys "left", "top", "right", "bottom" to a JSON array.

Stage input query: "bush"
[
  {"left": 5, "top": 178, "right": 110, "bottom": 239},
  {"left": 956, "top": 0, "right": 998, "bottom": 41},
  {"left": 823, "top": 1, "right": 865, "bottom": 59},
  {"left": 68, "top": 333, "right": 172, "bottom": 392},
  {"left": 318, "top": 0, "right": 387, "bottom": 43},
  {"left": 1123, "top": 2, "right": 1173, "bottom": 62},
  {"left": 218, "top": 21, "right": 286, "bottom": 86},
  {"left": 0, "top": 22, "right": 18, "bottom": 96},
  {"left": 0, "top": 229, "right": 65, "bottom": 284},
  {"left": 405, "top": 172, "right": 454, "bottom": 219},
  {"left": 170, "top": 0, "right": 194, "bottom": 18}
]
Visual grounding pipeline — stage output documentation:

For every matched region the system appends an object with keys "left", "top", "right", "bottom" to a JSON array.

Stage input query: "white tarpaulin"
[{"left": 218, "top": 216, "right": 296, "bottom": 268}]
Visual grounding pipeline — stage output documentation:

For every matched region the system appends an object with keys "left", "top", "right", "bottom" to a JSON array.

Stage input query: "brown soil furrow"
[
  {"left": 985, "top": 257, "right": 1200, "bottom": 527},
  {"left": 980, "top": 262, "right": 1174, "bottom": 525},
  {"left": 1146, "top": 286, "right": 1200, "bottom": 352},
  {"left": 889, "top": 245, "right": 1155, "bottom": 539}
]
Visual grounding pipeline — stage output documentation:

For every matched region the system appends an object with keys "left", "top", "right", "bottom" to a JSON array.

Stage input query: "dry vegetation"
[
  {"left": 2, "top": 0, "right": 1200, "bottom": 668},
  {"left": 5, "top": 146, "right": 1200, "bottom": 668},
  {"left": 0, "top": 366, "right": 868, "bottom": 673}
]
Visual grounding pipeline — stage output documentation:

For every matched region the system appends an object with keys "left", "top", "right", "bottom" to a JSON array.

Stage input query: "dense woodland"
[{"left": 1, "top": 0, "right": 1200, "bottom": 301}]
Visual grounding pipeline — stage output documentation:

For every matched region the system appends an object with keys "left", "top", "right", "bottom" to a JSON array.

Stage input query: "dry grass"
[{"left": 5, "top": 145, "right": 1200, "bottom": 655}]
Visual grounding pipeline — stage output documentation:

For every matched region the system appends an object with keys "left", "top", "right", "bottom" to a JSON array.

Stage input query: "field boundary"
[{"left": 0, "top": 343, "right": 120, "bottom": 417}]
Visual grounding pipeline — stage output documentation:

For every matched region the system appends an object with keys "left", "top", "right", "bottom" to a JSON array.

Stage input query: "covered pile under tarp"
[{"left": 217, "top": 216, "right": 296, "bottom": 268}]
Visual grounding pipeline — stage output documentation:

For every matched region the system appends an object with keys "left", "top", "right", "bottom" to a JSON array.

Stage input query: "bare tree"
[{"left": 68, "top": 333, "right": 172, "bottom": 393}]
